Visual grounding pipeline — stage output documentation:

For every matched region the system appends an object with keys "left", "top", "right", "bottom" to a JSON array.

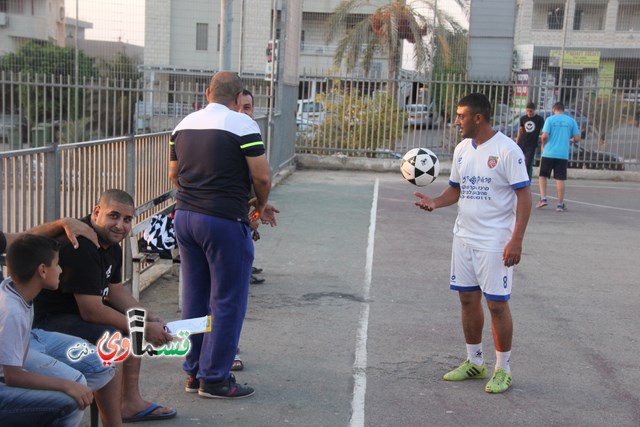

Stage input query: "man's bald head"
[{"left": 207, "top": 71, "right": 244, "bottom": 108}]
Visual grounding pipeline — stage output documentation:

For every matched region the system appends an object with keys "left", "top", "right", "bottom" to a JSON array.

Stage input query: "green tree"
[
  {"left": 0, "top": 41, "right": 97, "bottom": 126},
  {"left": 90, "top": 51, "right": 143, "bottom": 137},
  {"left": 314, "top": 86, "right": 405, "bottom": 154},
  {"left": 325, "top": 0, "right": 468, "bottom": 88},
  {"left": 98, "top": 51, "right": 142, "bottom": 82},
  {"left": 432, "top": 27, "right": 468, "bottom": 76}
]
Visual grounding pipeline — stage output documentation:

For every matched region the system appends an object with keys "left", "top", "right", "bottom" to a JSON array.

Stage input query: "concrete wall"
[{"left": 467, "top": 0, "right": 517, "bottom": 81}]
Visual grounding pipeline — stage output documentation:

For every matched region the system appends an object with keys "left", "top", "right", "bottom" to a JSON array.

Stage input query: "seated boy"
[{"left": 0, "top": 235, "right": 115, "bottom": 427}]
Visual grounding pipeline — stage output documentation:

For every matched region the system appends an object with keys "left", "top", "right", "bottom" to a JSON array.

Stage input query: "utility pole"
[
  {"left": 558, "top": 0, "right": 570, "bottom": 91},
  {"left": 267, "top": 0, "right": 278, "bottom": 161},
  {"left": 219, "top": 0, "right": 233, "bottom": 70}
]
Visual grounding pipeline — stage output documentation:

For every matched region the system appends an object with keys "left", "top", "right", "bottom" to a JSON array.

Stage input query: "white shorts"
[{"left": 450, "top": 237, "right": 512, "bottom": 301}]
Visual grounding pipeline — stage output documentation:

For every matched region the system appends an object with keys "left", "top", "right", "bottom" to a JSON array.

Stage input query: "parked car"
[
  {"left": 533, "top": 142, "right": 625, "bottom": 171},
  {"left": 405, "top": 102, "right": 442, "bottom": 129},
  {"left": 493, "top": 104, "right": 517, "bottom": 128},
  {"left": 494, "top": 116, "right": 521, "bottom": 139},
  {"left": 372, "top": 148, "right": 403, "bottom": 159},
  {"left": 297, "top": 99, "right": 325, "bottom": 125},
  {"left": 0, "top": 114, "right": 28, "bottom": 147}
]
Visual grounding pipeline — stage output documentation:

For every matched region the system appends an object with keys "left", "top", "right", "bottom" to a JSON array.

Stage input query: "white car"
[
  {"left": 296, "top": 99, "right": 325, "bottom": 125},
  {"left": 405, "top": 102, "right": 442, "bottom": 129}
]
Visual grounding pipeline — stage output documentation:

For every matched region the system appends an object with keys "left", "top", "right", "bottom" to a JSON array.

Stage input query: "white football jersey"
[{"left": 449, "top": 131, "right": 530, "bottom": 251}]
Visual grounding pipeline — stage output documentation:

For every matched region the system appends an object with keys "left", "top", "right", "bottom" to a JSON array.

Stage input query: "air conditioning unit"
[{"left": 0, "top": 13, "right": 8, "bottom": 28}]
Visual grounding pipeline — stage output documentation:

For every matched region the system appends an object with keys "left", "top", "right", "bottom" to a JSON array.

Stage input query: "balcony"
[{"left": 4, "top": 14, "right": 56, "bottom": 43}]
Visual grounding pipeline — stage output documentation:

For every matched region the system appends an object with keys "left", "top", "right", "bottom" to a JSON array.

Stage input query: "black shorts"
[{"left": 539, "top": 157, "right": 568, "bottom": 180}]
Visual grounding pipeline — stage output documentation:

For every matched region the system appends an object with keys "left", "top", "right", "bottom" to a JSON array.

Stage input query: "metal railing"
[
  {"left": 295, "top": 72, "right": 640, "bottom": 170},
  {"left": 0, "top": 132, "right": 174, "bottom": 234},
  {"left": 0, "top": 131, "right": 174, "bottom": 283}
]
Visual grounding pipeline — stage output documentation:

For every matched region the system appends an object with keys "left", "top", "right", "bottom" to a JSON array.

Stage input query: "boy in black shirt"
[{"left": 516, "top": 102, "right": 545, "bottom": 180}]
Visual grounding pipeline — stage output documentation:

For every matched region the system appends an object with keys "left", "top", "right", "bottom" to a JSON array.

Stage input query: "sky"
[{"left": 65, "top": 0, "right": 145, "bottom": 46}]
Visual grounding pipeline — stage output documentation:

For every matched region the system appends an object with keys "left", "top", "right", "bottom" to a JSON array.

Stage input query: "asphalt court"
[{"left": 126, "top": 170, "right": 640, "bottom": 427}]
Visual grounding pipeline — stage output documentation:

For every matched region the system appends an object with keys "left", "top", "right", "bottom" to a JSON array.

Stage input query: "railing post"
[
  {"left": 125, "top": 133, "right": 136, "bottom": 199},
  {"left": 124, "top": 132, "right": 136, "bottom": 291},
  {"left": 43, "top": 144, "right": 61, "bottom": 222}
]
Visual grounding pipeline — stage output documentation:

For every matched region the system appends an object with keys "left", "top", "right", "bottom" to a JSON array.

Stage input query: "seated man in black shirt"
[{"left": 34, "top": 189, "right": 177, "bottom": 423}]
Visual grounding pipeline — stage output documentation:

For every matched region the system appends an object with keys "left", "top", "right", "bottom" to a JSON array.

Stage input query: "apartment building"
[
  {"left": 140, "top": 0, "right": 387, "bottom": 122},
  {"left": 0, "top": 0, "right": 66, "bottom": 54},
  {"left": 514, "top": 0, "right": 640, "bottom": 87}
]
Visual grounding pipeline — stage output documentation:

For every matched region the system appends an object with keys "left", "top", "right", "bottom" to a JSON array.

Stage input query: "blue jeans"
[
  {"left": 28, "top": 329, "right": 115, "bottom": 391},
  {"left": 0, "top": 329, "right": 115, "bottom": 427},
  {"left": 174, "top": 210, "right": 253, "bottom": 382}
]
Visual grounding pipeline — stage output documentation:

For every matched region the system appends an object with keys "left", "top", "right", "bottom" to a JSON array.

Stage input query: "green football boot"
[
  {"left": 485, "top": 368, "right": 513, "bottom": 393},
  {"left": 443, "top": 360, "right": 488, "bottom": 381}
]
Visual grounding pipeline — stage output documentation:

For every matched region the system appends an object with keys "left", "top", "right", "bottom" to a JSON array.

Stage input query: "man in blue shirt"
[{"left": 537, "top": 102, "right": 580, "bottom": 212}]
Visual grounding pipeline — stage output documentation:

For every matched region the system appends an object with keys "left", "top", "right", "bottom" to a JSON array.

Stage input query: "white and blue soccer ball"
[{"left": 400, "top": 148, "right": 440, "bottom": 186}]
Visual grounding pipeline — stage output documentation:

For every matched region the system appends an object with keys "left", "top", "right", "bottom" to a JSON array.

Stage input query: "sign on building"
[
  {"left": 265, "top": 40, "right": 279, "bottom": 81},
  {"left": 515, "top": 44, "right": 534, "bottom": 70},
  {"left": 549, "top": 50, "right": 600, "bottom": 70}
]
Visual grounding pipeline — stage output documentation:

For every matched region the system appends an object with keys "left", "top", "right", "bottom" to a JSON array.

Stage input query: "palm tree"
[{"left": 325, "top": 0, "right": 468, "bottom": 87}]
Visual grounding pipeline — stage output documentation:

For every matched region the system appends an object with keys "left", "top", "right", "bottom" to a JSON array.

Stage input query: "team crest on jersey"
[{"left": 487, "top": 156, "right": 498, "bottom": 169}]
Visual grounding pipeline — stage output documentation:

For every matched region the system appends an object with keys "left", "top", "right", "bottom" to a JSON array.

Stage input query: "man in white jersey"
[{"left": 414, "top": 93, "right": 532, "bottom": 393}]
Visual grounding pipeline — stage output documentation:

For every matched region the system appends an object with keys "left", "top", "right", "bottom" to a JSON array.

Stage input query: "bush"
[{"left": 315, "top": 87, "right": 406, "bottom": 155}]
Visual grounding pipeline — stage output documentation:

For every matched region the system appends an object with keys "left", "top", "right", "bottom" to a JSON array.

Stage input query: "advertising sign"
[{"left": 549, "top": 50, "right": 600, "bottom": 70}]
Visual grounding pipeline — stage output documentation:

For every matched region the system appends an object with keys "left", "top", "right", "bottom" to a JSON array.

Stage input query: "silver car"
[{"left": 405, "top": 102, "right": 442, "bottom": 129}]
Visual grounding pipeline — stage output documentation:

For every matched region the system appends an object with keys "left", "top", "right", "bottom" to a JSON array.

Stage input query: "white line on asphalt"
[
  {"left": 531, "top": 192, "right": 640, "bottom": 213},
  {"left": 561, "top": 198, "right": 640, "bottom": 213},
  {"left": 349, "top": 178, "right": 378, "bottom": 427}
]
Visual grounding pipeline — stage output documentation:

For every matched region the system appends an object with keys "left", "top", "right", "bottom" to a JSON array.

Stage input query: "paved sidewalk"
[{"left": 96, "top": 170, "right": 640, "bottom": 426}]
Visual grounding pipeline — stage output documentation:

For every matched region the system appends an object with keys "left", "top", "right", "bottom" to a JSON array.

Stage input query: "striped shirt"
[{"left": 170, "top": 103, "right": 265, "bottom": 223}]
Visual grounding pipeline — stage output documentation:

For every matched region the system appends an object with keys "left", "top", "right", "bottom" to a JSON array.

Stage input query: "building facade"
[
  {"left": 514, "top": 0, "right": 640, "bottom": 91},
  {"left": 0, "top": 0, "right": 66, "bottom": 55},
  {"left": 139, "top": 0, "right": 390, "bottom": 131}
]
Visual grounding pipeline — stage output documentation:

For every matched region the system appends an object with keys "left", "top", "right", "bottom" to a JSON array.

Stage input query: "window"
[
  {"left": 574, "top": 3, "right": 605, "bottom": 31},
  {"left": 300, "top": 30, "right": 305, "bottom": 51},
  {"left": 547, "top": 6, "right": 565, "bottom": 30},
  {"left": 617, "top": 1, "right": 640, "bottom": 31},
  {"left": 0, "top": 0, "right": 25, "bottom": 14},
  {"left": 573, "top": 10, "right": 582, "bottom": 30},
  {"left": 196, "top": 23, "right": 208, "bottom": 51}
]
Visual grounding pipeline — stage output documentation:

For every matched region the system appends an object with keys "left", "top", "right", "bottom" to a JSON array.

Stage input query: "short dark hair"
[
  {"left": 241, "top": 89, "right": 254, "bottom": 103},
  {"left": 209, "top": 71, "right": 244, "bottom": 105},
  {"left": 553, "top": 102, "right": 565, "bottom": 112},
  {"left": 7, "top": 235, "right": 59, "bottom": 283},
  {"left": 526, "top": 102, "right": 536, "bottom": 110},
  {"left": 99, "top": 189, "right": 134, "bottom": 207},
  {"left": 458, "top": 93, "right": 492, "bottom": 122}
]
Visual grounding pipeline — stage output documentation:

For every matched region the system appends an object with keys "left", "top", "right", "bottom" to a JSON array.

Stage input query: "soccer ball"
[{"left": 400, "top": 148, "right": 440, "bottom": 186}]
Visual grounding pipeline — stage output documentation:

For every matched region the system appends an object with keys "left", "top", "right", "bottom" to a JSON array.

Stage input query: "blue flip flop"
[{"left": 122, "top": 403, "right": 177, "bottom": 423}]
